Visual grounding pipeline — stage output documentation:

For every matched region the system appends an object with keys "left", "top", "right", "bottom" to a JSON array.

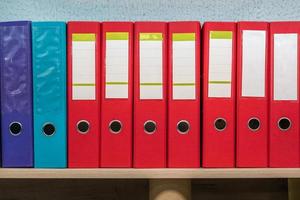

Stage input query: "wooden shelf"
[{"left": 0, "top": 168, "right": 300, "bottom": 179}]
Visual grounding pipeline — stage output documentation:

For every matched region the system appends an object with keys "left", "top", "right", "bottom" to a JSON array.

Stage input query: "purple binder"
[{"left": 0, "top": 21, "right": 33, "bottom": 167}]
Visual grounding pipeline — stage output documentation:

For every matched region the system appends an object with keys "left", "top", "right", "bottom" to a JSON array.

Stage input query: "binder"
[
  {"left": 32, "top": 22, "right": 67, "bottom": 168},
  {"left": 269, "top": 22, "right": 300, "bottom": 167},
  {"left": 100, "top": 22, "right": 133, "bottom": 167},
  {"left": 168, "top": 21, "right": 201, "bottom": 168},
  {"left": 202, "top": 22, "right": 236, "bottom": 168},
  {"left": 236, "top": 22, "right": 269, "bottom": 167},
  {"left": 0, "top": 21, "right": 33, "bottom": 167},
  {"left": 67, "top": 21, "right": 101, "bottom": 168},
  {"left": 133, "top": 22, "right": 167, "bottom": 168}
]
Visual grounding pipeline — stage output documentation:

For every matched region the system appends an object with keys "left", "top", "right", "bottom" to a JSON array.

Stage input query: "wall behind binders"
[{"left": 1, "top": 0, "right": 300, "bottom": 21}]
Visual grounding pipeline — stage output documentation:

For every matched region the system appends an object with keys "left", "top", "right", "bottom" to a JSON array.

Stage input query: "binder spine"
[
  {"left": 67, "top": 22, "right": 101, "bottom": 168},
  {"left": 168, "top": 21, "right": 201, "bottom": 168},
  {"left": 32, "top": 22, "right": 67, "bottom": 168},
  {"left": 269, "top": 22, "right": 300, "bottom": 167},
  {"left": 202, "top": 22, "right": 236, "bottom": 168},
  {"left": 236, "top": 22, "right": 269, "bottom": 167},
  {"left": 133, "top": 22, "right": 167, "bottom": 168},
  {"left": 0, "top": 21, "right": 33, "bottom": 167},
  {"left": 100, "top": 22, "right": 133, "bottom": 167}
]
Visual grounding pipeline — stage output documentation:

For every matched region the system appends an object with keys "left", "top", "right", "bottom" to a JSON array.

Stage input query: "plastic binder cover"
[
  {"left": 32, "top": 22, "right": 67, "bottom": 168},
  {"left": 0, "top": 21, "right": 33, "bottom": 167}
]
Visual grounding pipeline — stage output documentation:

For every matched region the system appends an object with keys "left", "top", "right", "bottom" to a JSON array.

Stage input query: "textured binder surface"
[
  {"left": 32, "top": 22, "right": 67, "bottom": 168},
  {"left": 0, "top": 21, "right": 33, "bottom": 167}
]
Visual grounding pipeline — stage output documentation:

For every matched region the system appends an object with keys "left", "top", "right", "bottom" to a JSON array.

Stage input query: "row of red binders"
[
  {"left": 1, "top": 21, "right": 299, "bottom": 168},
  {"left": 73, "top": 21, "right": 298, "bottom": 168}
]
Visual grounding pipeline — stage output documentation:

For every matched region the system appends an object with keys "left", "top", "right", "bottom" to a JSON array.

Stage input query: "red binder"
[
  {"left": 100, "top": 22, "right": 133, "bottom": 167},
  {"left": 202, "top": 22, "right": 236, "bottom": 168},
  {"left": 67, "top": 21, "right": 101, "bottom": 168},
  {"left": 168, "top": 21, "right": 201, "bottom": 168},
  {"left": 236, "top": 22, "right": 269, "bottom": 167},
  {"left": 133, "top": 22, "right": 167, "bottom": 168},
  {"left": 269, "top": 22, "right": 300, "bottom": 167}
]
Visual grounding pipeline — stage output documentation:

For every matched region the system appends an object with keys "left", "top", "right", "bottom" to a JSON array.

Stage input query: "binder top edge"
[
  {"left": 134, "top": 21, "right": 167, "bottom": 24},
  {"left": 237, "top": 21, "right": 269, "bottom": 23},
  {"left": 168, "top": 21, "right": 201, "bottom": 24},
  {"left": 32, "top": 21, "right": 65, "bottom": 24},
  {"left": 67, "top": 21, "right": 100, "bottom": 24},
  {"left": 203, "top": 21, "right": 236, "bottom": 24},
  {"left": 0, "top": 21, "right": 31, "bottom": 26},
  {"left": 102, "top": 21, "right": 134, "bottom": 24}
]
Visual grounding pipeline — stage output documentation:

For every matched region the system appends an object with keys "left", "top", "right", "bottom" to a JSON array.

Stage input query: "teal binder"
[{"left": 32, "top": 22, "right": 67, "bottom": 168}]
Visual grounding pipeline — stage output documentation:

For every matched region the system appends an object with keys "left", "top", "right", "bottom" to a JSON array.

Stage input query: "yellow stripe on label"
[
  {"left": 106, "top": 32, "right": 129, "bottom": 40},
  {"left": 106, "top": 82, "right": 128, "bottom": 85},
  {"left": 140, "top": 82, "right": 163, "bottom": 86},
  {"left": 173, "top": 33, "right": 195, "bottom": 41},
  {"left": 140, "top": 33, "right": 163, "bottom": 41},
  {"left": 73, "top": 83, "right": 96, "bottom": 86},
  {"left": 173, "top": 83, "right": 195, "bottom": 86},
  {"left": 209, "top": 80, "right": 231, "bottom": 84},
  {"left": 210, "top": 31, "right": 232, "bottom": 39},
  {"left": 72, "top": 34, "right": 96, "bottom": 41}
]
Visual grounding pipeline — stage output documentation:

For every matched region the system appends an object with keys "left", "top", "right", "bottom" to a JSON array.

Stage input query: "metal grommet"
[
  {"left": 177, "top": 120, "right": 190, "bottom": 134},
  {"left": 9, "top": 121, "right": 22, "bottom": 136},
  {"left": 214, "top": 118, "right": 227, "bottom": 131},
  {"left": 42, "top": 123, "right": 56, "bottom": 136},
  {"left": 248, "top": 117, "right": 260, "bottom": 132},
  {"left": 76, "top": 120, "right": 90, "bottom": 134},
  {"left": 109, "top": 120, "right": 122, "bottom": 134},
  {"left": 278, "top": 117, "right": 291, "bottom": 131},
  {"left": 144, "top": 120, "right": 157, "bottom": 134}
]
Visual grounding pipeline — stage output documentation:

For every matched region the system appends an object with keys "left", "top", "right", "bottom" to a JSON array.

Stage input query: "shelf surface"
[{"left": 0, "top": 168, "right": 300, "bottom": 179}]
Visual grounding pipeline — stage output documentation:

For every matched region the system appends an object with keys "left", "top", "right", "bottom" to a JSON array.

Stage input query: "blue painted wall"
[{"left": 1, "top": 0, "right": 300, "bottom": 21}]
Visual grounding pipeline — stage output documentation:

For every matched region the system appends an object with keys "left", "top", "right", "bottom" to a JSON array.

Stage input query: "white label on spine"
[
  {"left": 242, "top": 30, "right": 266, "bottom": 97},
  {"left": 105, "top": 32, "right": 129, "bottom": 98},
  {"left": 72, "top": 34, "right": 96, "bottom": 100},
  {"left": 172, "top": 33, "right": 196, "bottom": 100},
  {"left": 139, "top": 33, "right": 163, "bottom": 99},
  {"left": 208, "top": 31, "right": 233, "bottom": 98},
  {"left": 274, "top": 34, "right": 298, "bottom": 100}
]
